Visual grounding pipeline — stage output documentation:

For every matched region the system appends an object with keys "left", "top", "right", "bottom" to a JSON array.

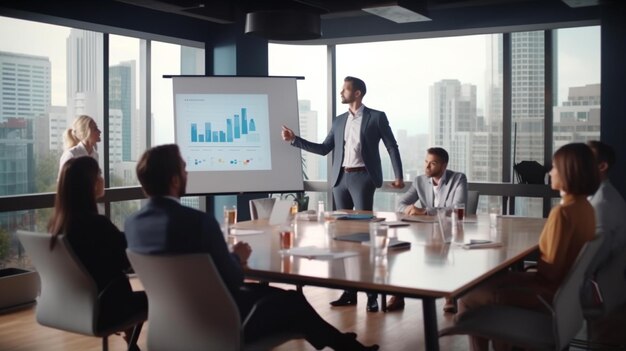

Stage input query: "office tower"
[
  {"left": 429, "top": 79, "right": 477, "bottom": 177},
  {"left": 553, "top": 83, "right": 600, "bottom": 148},
  {"left": 109, "top": 61, "right": 136, "bottom": 162},
  {"left": 0, "top": 51, "right": 51, "bottom": 122},
  {"left": 66, "top": 29, "right": 103, "bottom": 128},
  {"left": 0, "top": 50, "right": 49, "bottom": 193},
  {"left": 47, "top": 106, "right": 67, "bottom": 152},
  {"left": 298, "top": 100, "right": 320, "bottom": 180}
]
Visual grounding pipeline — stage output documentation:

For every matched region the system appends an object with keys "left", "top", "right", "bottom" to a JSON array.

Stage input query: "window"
[
  {"left": 553, "top": 26, "right": 600, "bottom": 149},
  {"left": 336, "top": 35, "right": 502, "bottom": 211},
  {"left": 109, "top": 34, "right": 143, "bottom": 187},
  {"left": 269, "top": 44, "right": 329, "bottom": 208}
]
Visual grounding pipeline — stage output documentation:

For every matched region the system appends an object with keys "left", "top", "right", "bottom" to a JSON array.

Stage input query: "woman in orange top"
[{"left": 457, "top": 142, "right": 600, "bottom": 351}]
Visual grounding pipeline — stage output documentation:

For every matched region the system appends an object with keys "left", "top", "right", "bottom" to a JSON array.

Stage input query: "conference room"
[{"left": 1, "top": 0, "right": 625, "bottom": 350}]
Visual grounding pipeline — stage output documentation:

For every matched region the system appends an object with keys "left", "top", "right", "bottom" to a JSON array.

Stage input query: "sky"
[{"left": 0, "top": 15, "right": 601, "bottom": 140}]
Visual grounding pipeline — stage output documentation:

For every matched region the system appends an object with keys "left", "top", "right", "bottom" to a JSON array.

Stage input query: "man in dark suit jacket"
[
  {"left": 124, "top": 144, "right": 378, "bottom": 351},
  {"left": 281, "top": 76, "right": 405, "bottom": 312}
]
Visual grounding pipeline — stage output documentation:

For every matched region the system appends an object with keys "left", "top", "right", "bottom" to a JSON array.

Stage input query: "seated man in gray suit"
[
  {"left": 586, "top": 141, "right": 626, "bottom": 343},
  {"left": 587, "top": 140, "right": 626, "bottom": 256},
  {"left": 393, "top": 147, "right": 468, "bottom": 312},
  {"left": 125, "top": 144, "right": 378, "bottom": 351}
]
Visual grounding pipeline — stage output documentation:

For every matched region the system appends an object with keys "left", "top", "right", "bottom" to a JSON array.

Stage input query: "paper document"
[
  {"left": 229, "top": 228, "right": 264, "bottom": 235},
  {"left": 279, "top": 246, "right": 358, "bottom": 260}
]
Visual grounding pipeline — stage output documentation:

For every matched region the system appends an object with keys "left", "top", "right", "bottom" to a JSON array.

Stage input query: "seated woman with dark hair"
[
  {"left": 456, "top": 142, "right": 601, "bottom": 351},
  {"left": 49, "top": 156, "right": 147, "bottom": 349}
]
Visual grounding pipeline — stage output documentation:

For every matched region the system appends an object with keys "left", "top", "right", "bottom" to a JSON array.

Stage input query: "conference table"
[{"left": 231, "top": 211, "right": 546, "bottom": 350}]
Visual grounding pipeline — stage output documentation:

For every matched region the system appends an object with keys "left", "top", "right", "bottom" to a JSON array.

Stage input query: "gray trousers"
[{"left": 332, "top": 170, "right": 376, "bottom": 211}]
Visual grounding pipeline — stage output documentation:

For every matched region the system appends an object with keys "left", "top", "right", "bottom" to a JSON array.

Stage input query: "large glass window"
[
  {"left": 269, "top": 44, "right": 329, "bottom": 209},
  {"left": 553, "top": 26, "right": 600, "bottom": 149},
  {"left": 151, "top": 41, "right": 205, "bottom": 210},
  {"left": 268, "top": 44, "right": 328, "bottom": 182},
  {"left": 336, "top": 35, "right": 502, "bottom": 211},
  {"left": 109, "top": 34, "right": 143, "bottom": 187}
]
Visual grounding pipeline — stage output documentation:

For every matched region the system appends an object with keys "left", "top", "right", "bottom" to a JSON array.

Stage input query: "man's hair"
[
  {"left": 587, "top": 140, "right": 616, "bottom": 171},
  {"left": 427, "top": 147, "right": 449, "bottom": 164},
  {"left": 552, "top": 143, "right": 600, "bottom": 195},
  {"left": 136, "top": 144, "right": 183, "bottom": 197},
  {"left": 344, "top": 76, "right": 366, "bottom": 96}
]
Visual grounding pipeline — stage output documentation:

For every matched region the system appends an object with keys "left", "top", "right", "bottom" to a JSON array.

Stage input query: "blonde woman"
[{"left": 58, "top": 115, "right": 101, "bottom": 179}]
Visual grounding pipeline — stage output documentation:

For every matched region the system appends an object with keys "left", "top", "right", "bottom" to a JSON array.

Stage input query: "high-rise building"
[
  {"left": 109, "top": 61, "right": 135, "bottom": 162},
  {"left": 297, "top": 100, "right": 320, "bottom": 180},
  {"left": 66, "top": 29, "right": 103, "bottom": 127},
  {"left": 0, "top": 51, "right": 51, "bottom": 121},
  {"left": 553, "top": 83, "right": 600, "bottom": 148},
  {"left": 47, "top": 106, "right": 67, "bottom": 152},
  {"left": 429, "top": 79, "right": 477, "bottom": 176}
]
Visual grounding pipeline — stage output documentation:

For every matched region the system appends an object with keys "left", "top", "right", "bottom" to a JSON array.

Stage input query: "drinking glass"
[
  {"left": 223, "top": 205, "right": 237, "bottom": 235},
  {"left": 279, "top": 224, "right": 295, "bottom": 250},
  {"left": 454, "top": 203, "right": 465, "bottom": 221},
  {"left": 369, "top": 222, "right": 390, "bottom": 260},
  {"left": 489, "top": 206, "right": 499, "bottom": 228}
]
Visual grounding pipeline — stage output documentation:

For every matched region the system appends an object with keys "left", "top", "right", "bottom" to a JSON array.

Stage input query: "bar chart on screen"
[{"left": 176, "top": 93, "right": 271, "bottom": 172}]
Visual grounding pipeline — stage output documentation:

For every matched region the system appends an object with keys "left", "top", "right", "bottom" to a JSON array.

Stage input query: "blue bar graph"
[
  {"left": 189, "top": 107, "right": 259, "bottom": 144},
  {"left": 191, "top": 124, "right": 197, "bottom": 142},
  {"left": 241, "top": 108, "right": 248, "bottom": 135}
]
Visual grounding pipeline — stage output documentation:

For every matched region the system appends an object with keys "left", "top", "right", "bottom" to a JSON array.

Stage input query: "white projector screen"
[{"left": 172, "top": 76, "right": 304, "bottom": 195}]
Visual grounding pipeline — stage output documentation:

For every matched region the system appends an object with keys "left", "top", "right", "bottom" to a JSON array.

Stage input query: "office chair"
[
  {"left": 127, "top": 251, "right": 302, "bottom": 351},
  {"left": 439, "top": 235, "right": 604, "bottom": 351},
  {"left": 249, "top": 198, "right": 276, "bottom": 220},
  {"left": 467, "top": 190, "right": 480, "bottom": 215},
  {"left": 16, "top": 230, "right": 145, "bottom": 351},
  {"left": 514, "top": 160, "right": 548, "bottom": 184},
  {"left": 574, "top": 229, "right": 626, "bottom": 348}
]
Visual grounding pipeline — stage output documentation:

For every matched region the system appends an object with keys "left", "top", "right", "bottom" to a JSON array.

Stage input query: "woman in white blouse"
[{"left": 58, "top": 115, "right": 101, "bottom": 179}]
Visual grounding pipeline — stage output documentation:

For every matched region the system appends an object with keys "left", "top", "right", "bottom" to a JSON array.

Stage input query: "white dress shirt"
[{"left": 342, "top": 105, "right": 365, "bottom": 168}]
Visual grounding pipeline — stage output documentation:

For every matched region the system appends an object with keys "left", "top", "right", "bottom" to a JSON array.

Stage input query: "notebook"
[{"left": 334, "top": 232, "right": 411, "bottom": 250}]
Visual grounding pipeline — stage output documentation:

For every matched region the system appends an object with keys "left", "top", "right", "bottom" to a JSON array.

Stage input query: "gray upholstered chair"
[
  {"left": 16, "top": 230, "right": 145, "bottom": 351},
  {"left": 249, "top": 198, "right": 277, "bottom": 220},
  {"left": 439, "top": 235, "right": 604, "bottom": 351},
  {"left": 127, "top": 251, "right": 302, "bottom": 351},
  {"left": 579, "top": 229, "right": 626, "bottom": 345},
  {"left": 467, "top": 190, "right": 480, "bottom": 215}
]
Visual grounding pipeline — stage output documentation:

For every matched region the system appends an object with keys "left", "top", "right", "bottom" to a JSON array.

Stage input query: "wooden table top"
[{"left": 233, "top": 212, "right": 546, "bottom": 298}]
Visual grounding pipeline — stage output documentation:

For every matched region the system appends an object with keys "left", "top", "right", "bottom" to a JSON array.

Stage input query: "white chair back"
[
  {"left": 16, "top": 230, "right": 99, "bottom": 334},
  {"left": 249, "top": 198, "right": 276, "bottom": 220},
  {"left": 127, "top": 251, "right": 242, "bottom": 351}
]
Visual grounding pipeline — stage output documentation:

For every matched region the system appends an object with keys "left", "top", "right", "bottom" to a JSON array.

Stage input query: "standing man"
[
  {"left": 281, "top": 76, "right": 404, "bottom": 312},
  {"left": 394, "top": 147, "right": 467, "bottom": 312}
]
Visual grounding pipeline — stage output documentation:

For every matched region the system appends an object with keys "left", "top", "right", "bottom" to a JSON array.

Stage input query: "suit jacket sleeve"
[
  {"left": 201, "top": 213, "right": 245, "bottom": 292},
  {"left": 377, "top": 112, "right": 403, "bottom": 180},
  {"left": 291, "top": 125, "right": 335, "bottom": 156},
  {"left": 396, "top": 177, "right": 420, "bottom": 212},
  {"left": 450, "top": 173, "right": 468, "bottom": 207}
]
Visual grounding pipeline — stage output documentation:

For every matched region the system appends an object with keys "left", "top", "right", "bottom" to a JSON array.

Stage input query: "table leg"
[{"left": 423, "top": 297, "right": 440, "bottom": 351}]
